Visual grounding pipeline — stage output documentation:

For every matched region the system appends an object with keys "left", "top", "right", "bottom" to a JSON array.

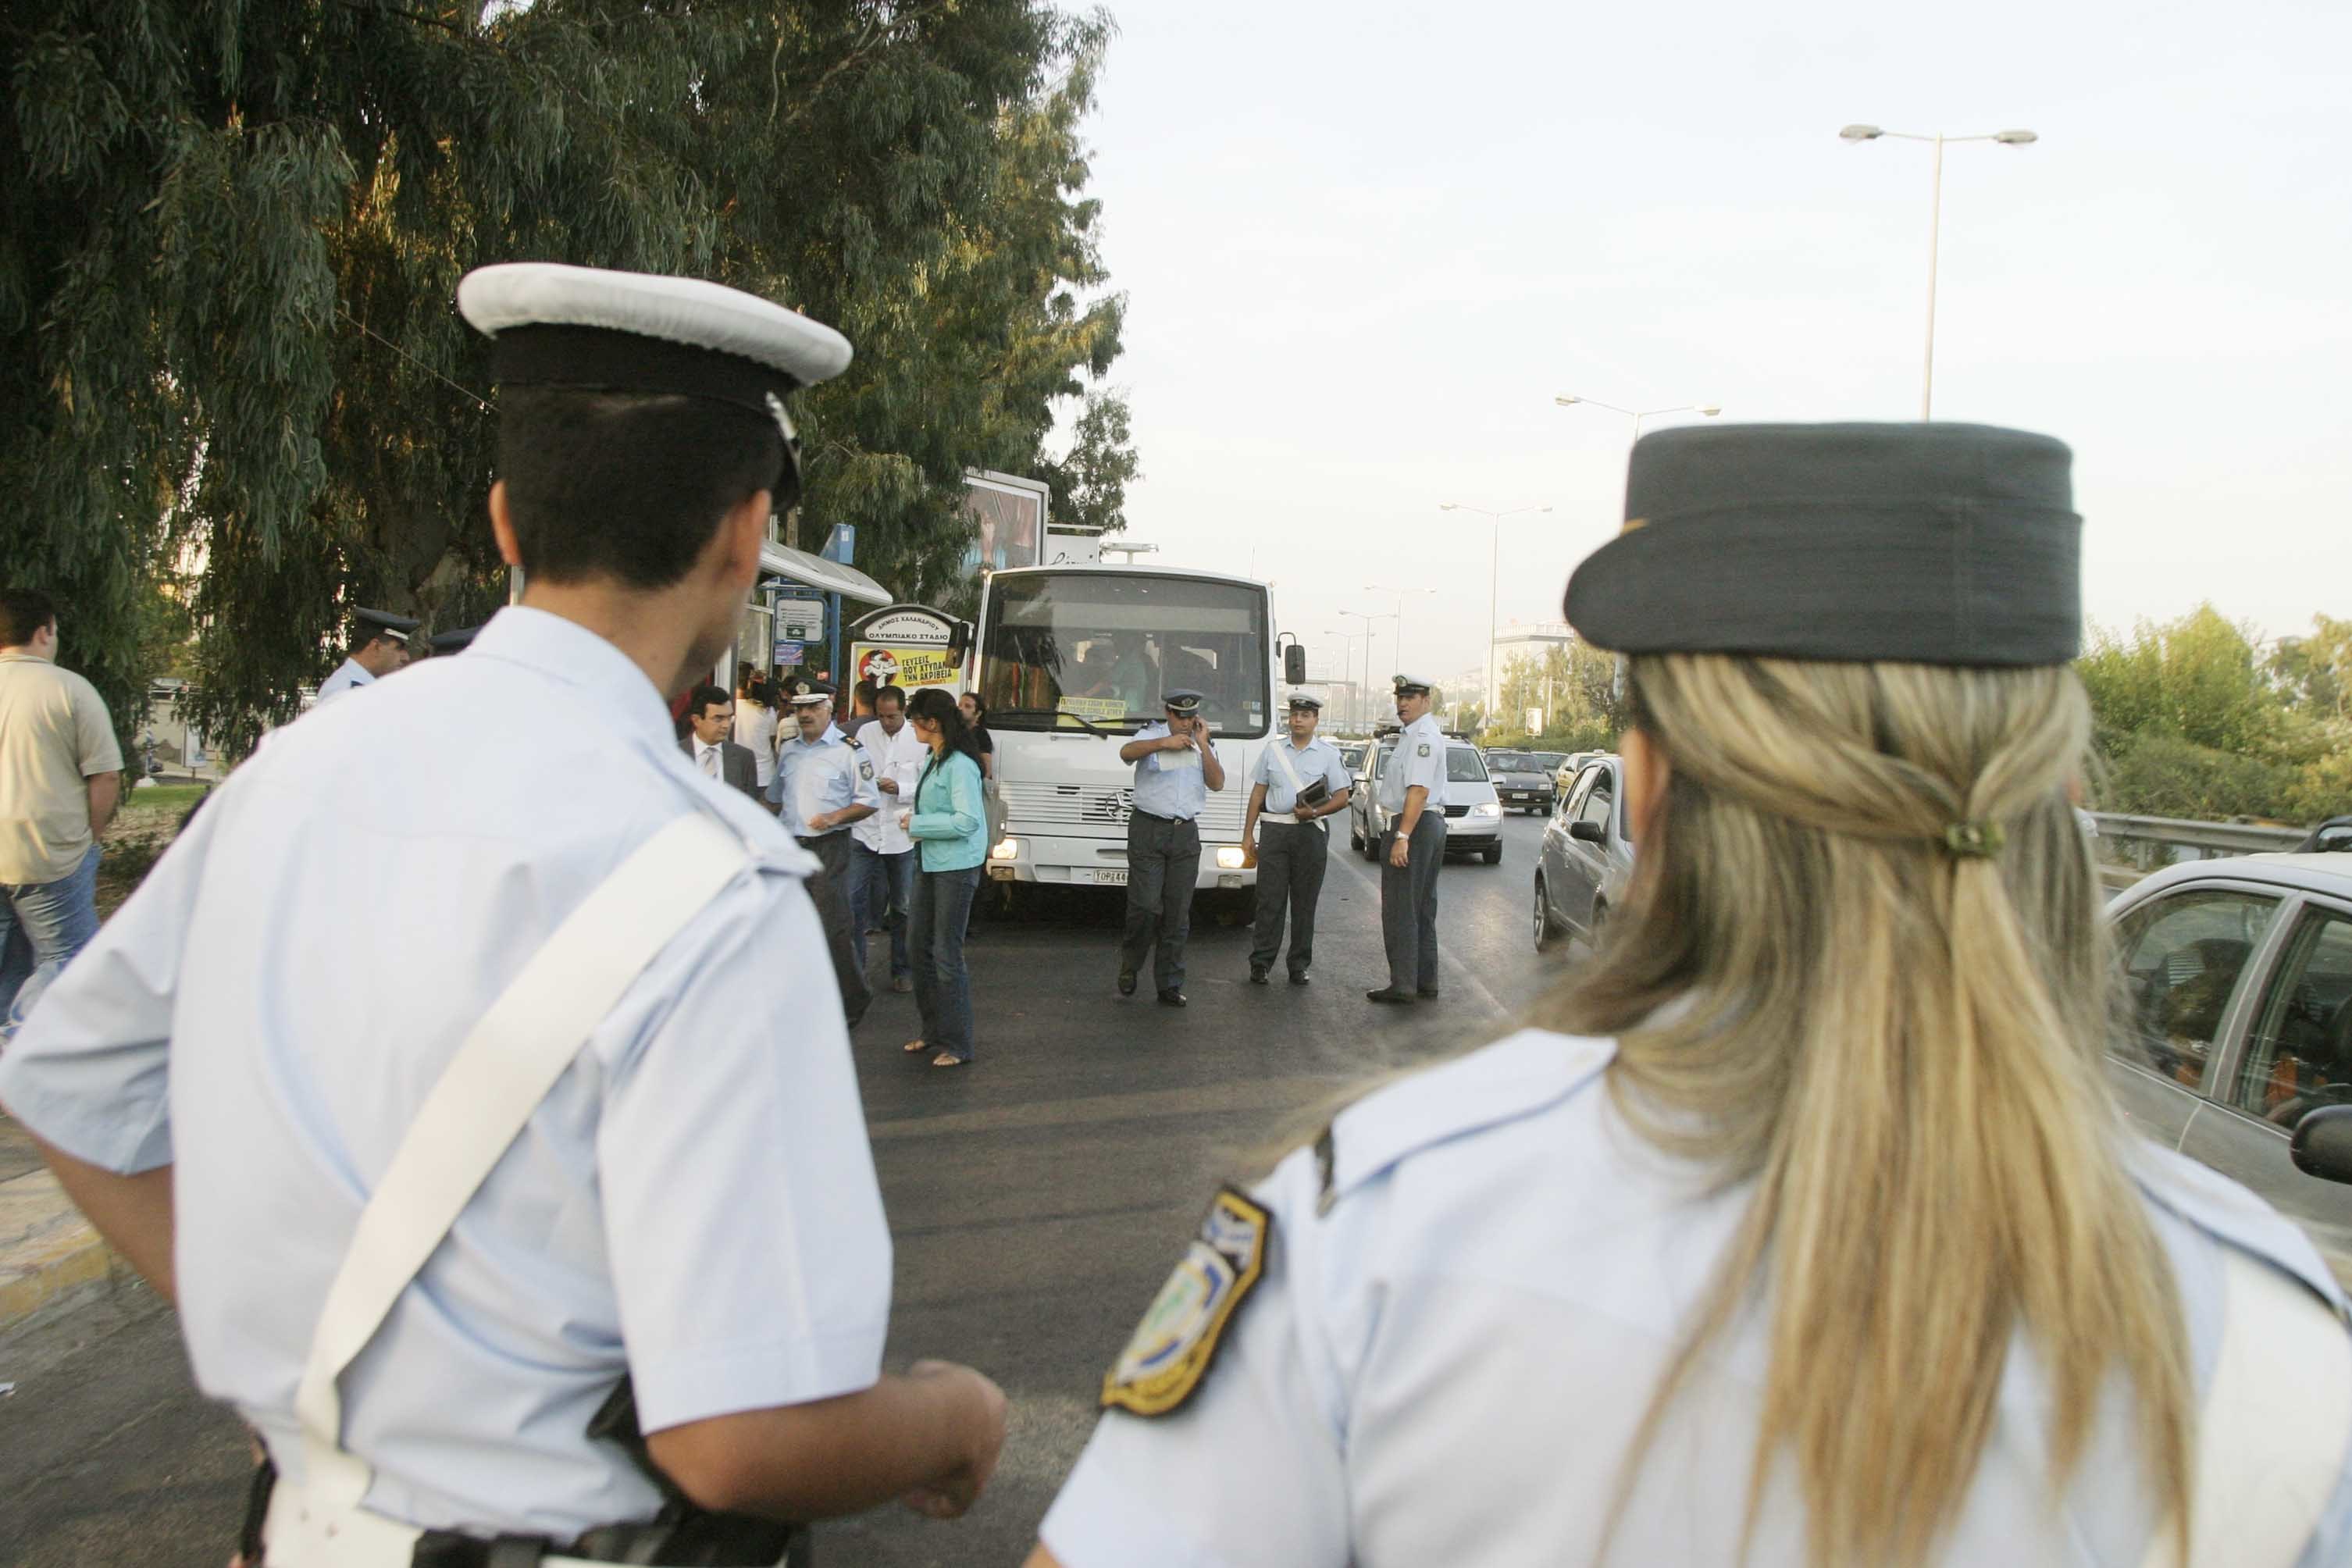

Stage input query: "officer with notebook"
[{"left": 1242, "top": 694, "right": 1351, "bottom": 985}]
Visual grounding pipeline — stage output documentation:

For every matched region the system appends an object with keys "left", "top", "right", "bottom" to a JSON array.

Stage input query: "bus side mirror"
[
  {"left": 1285, "top": 645, "right": 1306, "bottom": 685},
  {"left": 2290, "top": 1105, "right": 2352, "bottom": 1185},
  {"left": 948, "top": 623, "right": 971, "bottom": 661}
]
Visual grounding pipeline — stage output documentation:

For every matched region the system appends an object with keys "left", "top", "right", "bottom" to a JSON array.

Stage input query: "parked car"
[
  {"left": 1552, "top": 750, "right": 1602, "bottom": 796},
  {"left": 1483, "top": 750, "right": 1557, "bottom": 814},
  {"left": 2105, "top": 853, "right": 2352, "bottom": 1287},
  {"left": 1351, "top": 736, "right": 1506, "bottom": 864},
  {"left": 1338, "top": 741, "right": 1367, "bottom": 780},
  {"left": 2296, "top": 815, "right": 2352, "bottom": 853},
  {"left": 1533, "top": 756, "right": 1633, "bottom": 951}
]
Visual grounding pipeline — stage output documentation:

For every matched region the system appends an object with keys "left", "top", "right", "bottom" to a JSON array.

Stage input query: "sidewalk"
[{"left": 0, "top": 1109, "right": 123, "bottom": 1343}]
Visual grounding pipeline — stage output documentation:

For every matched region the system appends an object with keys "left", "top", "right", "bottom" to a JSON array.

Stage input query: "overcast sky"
[{"left": 1071, "top": 0, "right": 2350, "bottom": 689}]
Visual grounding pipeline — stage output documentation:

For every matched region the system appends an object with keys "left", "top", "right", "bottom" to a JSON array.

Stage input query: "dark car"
[
  {"left": 1484, "top": 750, "right": 1556, "bottom": 814},
  {"left": 2297, "top": 815, "right": 2352, "bottom": 854},
  {"left": 1533, "top": 756, "right": 1634, "bottom": 951}
]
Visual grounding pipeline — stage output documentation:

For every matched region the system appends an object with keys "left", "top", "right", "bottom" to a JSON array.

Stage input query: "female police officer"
[{"left": 1024, "top": 423, "right": 2352, "bottom": 1566}]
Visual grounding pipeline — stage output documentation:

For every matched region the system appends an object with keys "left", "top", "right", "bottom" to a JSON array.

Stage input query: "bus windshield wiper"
[{"left": 995, "top": 706, "right": 1113, "bottom": 738}]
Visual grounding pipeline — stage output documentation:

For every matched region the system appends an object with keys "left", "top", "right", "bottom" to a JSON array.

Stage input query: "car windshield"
[
  {"left": 977, "top": 571, "right": 1271, "bottom": 738},
  {"left": 1486, "top": 752, "right": 1537, "bottom": 771},
  {"left": 1532, "top": 752, "right": 1566, "bottom": 769},
  {"left": 1447, "top": 746, "right": 1489, "bottom": 782}
]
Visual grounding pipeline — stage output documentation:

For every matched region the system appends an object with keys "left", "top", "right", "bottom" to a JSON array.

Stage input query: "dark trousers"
[
  {"left": 911, "top": 864, "right": 982, "bottom": 1060},
  {"left": 1121, "top": 811, "right": 1201, "bottom": 993},
  {"left": 1249, "top": 819, "right": 1327, "bottom": 975},
  {"left": 799, "top": 831, "right": 871, "bottom": 1027},
  {"left": 847, "top": 840, "right": 914, "bottom": 980},
  {"left": 1380, "top": 814, "right": 1447, "bottom": 992}
]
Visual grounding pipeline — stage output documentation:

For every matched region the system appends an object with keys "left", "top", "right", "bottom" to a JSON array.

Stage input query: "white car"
[
  {"left": 1349, "top": 736, "right": 1506, "bottom": 864},
  {"left": 2106, "top": 853, "right": 2352, "bottom": 1287}
]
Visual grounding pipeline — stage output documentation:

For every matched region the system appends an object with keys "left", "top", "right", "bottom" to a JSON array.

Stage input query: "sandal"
[
  {"left": 931, "top": 1051, "right": 968, "bottom": 1069},
  {"left": 903, "top": 1038, "right": 928, "bottom": 1053}
]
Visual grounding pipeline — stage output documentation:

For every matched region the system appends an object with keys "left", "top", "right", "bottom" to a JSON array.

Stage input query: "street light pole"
[
  {"left": 1553, "top": 396, "right": 1722, "bottom": 446},
  {"left": 1361, "top": 584, "right": 1434, "bottom": 686},
  {"left": 1339, "top": 609, "right": 1395, "bottom": 729},
  {"left": 1839, "top": 123, "right": 2038, "bottom": 419},
  {"left": 1437, "top": 504, "right": 1552, "bottom": 731}
]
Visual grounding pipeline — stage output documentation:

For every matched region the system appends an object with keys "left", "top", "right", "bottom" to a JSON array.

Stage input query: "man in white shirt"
[
  {"left": 732, "top": 665, "right": 779, "bottom": 790},
  {"left": 850, "top": 684, "right": 925, "bottom": 994}
]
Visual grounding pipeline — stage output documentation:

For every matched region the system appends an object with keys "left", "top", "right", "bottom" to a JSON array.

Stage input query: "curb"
[{"left": 0, "top": 1168, "right": 119, "bottom": 1343}]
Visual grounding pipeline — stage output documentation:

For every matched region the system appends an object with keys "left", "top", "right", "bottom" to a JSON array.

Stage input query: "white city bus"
[{"left": 968, "top": 565, "right": 1302, "bottom": 900}]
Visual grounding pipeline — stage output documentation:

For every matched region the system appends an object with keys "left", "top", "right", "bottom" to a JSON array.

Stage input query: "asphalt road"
[{"left": 1, "top": 810, "right": 1575, "bottom": 1567}]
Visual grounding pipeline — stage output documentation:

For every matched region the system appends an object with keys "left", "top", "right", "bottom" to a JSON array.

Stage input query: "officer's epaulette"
[{"left": 1316, "top": 1030, "right": 1615, "bottom": 1215}]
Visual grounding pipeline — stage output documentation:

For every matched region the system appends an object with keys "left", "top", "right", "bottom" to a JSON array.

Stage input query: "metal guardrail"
[{"left": 2087, "top": 811, "right": 2308, "bottom": 892}]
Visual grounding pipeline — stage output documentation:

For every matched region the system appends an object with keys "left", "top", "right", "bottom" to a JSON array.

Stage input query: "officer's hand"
[
  {"left": 1162, "top": 731, "right": 1192, "bottom": 752},
  {"left": 1388, "top": 832, "right": 1410, "bottom": 868},
  {"left": 899, "top": 1360, "right": 1008, "bottom": 1520},
  {"left": 806, "top": 811, "right": 832, "bottom": 834},
  {"left": 1293, "top": 804, "right": 1317, "bottom": 822},
  {"left": 877, "top": 776, "right": 900, "bottom": 795}
]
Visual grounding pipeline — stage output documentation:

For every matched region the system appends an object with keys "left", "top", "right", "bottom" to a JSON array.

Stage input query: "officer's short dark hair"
[
  {"left": 689, "top": 683, "right": 732, "bottom": 720},
  {"left": 497, "top": 387, "right": 783, "bottom": 590},
  {"left": 872, "top": 683, "right": 905, "bottom": 711},
  {"left": 0, "top": 588, "right": 58, "bottom": 647}
]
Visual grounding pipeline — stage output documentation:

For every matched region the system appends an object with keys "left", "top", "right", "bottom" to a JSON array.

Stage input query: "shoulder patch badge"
[
  {"left": 857, "top": 758, "right": 875, "bottom": 780},
  {"left": 1417, "top": 742, "right": 1431, "bottom": 757},
  {"left": 1101, "top": 1186, "right": 1271, "bottom": 1418}
]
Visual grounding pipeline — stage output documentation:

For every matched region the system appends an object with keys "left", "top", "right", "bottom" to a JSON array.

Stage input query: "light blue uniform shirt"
[
  {"left": 1128, "top": 721, "right": 1217, "bottom": 821},
  {"left": 0, "top": 608, "right": 893, "bottom": 1541},
  {"left": 1377, "top": 712, "right": 1449, "bottom": 815},
  {"left": 1249, "top": 735, "right": 1351, "bottom": 817},
  {"left": 1042, "top": 1029, "right": 2352, "bottom": 1568},
  {"left": 766, "top": 722, "right": 878, "bottom": 838}
]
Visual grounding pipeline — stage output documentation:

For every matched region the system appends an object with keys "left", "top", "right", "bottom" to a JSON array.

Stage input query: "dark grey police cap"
[{"left": 1563, "top": 422, "right": 2081, "bottom": 666}]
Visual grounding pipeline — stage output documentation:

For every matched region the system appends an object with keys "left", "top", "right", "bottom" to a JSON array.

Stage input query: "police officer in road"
[
  {"left": 0, "top": 262, "right": 1007, "bottom": 1566},
  {"left": 315, "top": 606, "right": 420, "bottom": 702},
  {"left": 1022, "top": 422, "right": 2352, "bottom": 1568},
  {"left": 768, "top": 677, "right": 881, "bottom": 1027},
  {"left": 1116, "top": 689, "right": 1225, "bottom": 1007},
  {"left": 1367, "top": 673, "right": 1449, "bottom": 1004},
  {"left": 1242, "top": 694, "right": 1351, "bottom": 985}
]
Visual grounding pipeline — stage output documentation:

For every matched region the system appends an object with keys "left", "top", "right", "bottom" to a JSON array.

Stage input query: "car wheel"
[
  {"left": 1586, "top": 900, "right": 1607, "bottom": 949},
  {"left": 1349, "top": 821, "right": 1363, "bottom": 852},
  {"left": 1534, "top": 875, "right": 1561, "bottom": 952},
  {"left": 1483, "top": 842, "right": 1502, "bottom": 865},
  {"left": 1363, "top": 824, "right": 1382, "bottom": 861}
]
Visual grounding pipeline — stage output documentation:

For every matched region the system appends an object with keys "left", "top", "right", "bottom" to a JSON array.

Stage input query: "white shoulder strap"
[
  {"left": 1267, "top": 739, "right": 1304, "bottom": 794},
  {"left": 2141, "top": 1249, "right": 2352, "bottom": 1567},
  {"left": 292, "top": 811, "right": 751, "bottom": 1516}
]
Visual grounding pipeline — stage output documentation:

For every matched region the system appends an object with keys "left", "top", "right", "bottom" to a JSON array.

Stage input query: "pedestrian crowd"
[{"left": 1, "top": 262, "right": 2347, "bottom": 1568}]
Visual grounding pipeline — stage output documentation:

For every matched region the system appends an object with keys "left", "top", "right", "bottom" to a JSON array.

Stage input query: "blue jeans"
[
  {"left": 0, "top": 844, "right": 102, "bottom": 1025},
  {"left": 911, "top": 864, "right": 982, "bottom": 1061},
  {"left": 847, "top": 842, "right": 914, "bottom": 981}
]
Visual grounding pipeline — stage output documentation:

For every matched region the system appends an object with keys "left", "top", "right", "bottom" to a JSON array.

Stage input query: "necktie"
[{"left": 701, "top": 745, "right": 719, "bottom": 778}]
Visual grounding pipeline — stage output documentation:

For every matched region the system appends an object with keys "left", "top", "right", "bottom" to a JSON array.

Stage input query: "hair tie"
[{"left": 1940, "top": 821, "right": 2005, "bottom": 860}]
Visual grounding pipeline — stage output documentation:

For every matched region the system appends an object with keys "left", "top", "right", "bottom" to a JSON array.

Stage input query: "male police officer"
[
  {"left": 769, "top": 677, "right": 880, "bottom": 1026},
  {"left": 0, "top": 263, "right": 1005, "bottom": 1565},
  {"left": 1242, "top": 694, "right": 1351, "bottom": 985},
  {"left": 1369, "top": 673, "right": 1449, "bottom": 1004},
  {"left": 1116, "top": 689, "right": 1225, "bottom": 1006},
  {"left": 315, "top": 606, "right": 420, "bottom": 701}
]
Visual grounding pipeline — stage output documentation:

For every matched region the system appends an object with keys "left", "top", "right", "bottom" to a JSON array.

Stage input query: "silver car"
[
  {"left": 1533, "top": 756, "right": 1633, "bottom": 950},
  {"left": 1351, "top": 736, "right": 1507, "bottom": 864},
  {"left": 2105, "top": 853, "right": 2352, "bottom": 1287}
]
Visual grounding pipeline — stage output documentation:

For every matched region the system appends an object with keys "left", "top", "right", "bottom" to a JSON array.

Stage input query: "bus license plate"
[{"left": 1095, "top": 869, "right": 1128, "bottom": 886}]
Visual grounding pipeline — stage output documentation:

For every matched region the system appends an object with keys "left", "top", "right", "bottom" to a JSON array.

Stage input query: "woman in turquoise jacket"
[{"left": 899, "top": 688, "right": 989, "bottom": 1067}]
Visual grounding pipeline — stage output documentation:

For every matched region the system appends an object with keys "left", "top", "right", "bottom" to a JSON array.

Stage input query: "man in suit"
[{"left": 681, "top": 684, "right": 760, "bottom": 800}]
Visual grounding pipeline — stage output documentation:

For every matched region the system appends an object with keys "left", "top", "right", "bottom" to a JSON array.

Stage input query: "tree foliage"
[{"left": 2, "top": 0, "right": 1134, "bottom": 754}]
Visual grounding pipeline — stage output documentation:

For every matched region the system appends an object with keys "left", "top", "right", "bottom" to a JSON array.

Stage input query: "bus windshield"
[{"left": 979, "top": 572, "right": 1271, "bottom": 739}]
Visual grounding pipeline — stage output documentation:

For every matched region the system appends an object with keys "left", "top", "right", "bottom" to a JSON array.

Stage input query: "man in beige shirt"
[{"left": 0, "top": 588, "right": 123, "bottom": 1024}]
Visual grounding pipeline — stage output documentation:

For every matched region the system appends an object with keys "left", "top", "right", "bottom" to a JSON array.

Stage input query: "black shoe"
[
  {"left": 1156, "top": 989, "right": 1188, "bottom": 1007},
  {"left": 1417, "top": 987, "right": 1441, "bottom": 1000},
  {"left": 1289, "top": 971, "right": 1310, "bottom": 985},
  {"left": 1249, "top": 965, "right": 1270, "bottom": 985},
  {"left": 1366, "top": 987, "right": 1417, "bottom": 1005},
  {"left": 1117, "top": 970, "right": 1137, "bottom": 997}
]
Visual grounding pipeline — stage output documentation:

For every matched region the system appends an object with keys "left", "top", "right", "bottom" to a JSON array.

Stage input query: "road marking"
[{"left": 1328, "top": 836, "right": 1513, "bottom": 1021}]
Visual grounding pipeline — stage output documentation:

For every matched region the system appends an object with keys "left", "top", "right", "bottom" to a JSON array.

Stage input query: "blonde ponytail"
[{"left": 1548, "top": 654, "right": 2192, "bottom": 1566}]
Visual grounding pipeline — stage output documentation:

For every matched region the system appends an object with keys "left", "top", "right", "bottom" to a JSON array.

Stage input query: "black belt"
[{"left": 1130, "top": 809, "right": 1195, "bottom": 825}]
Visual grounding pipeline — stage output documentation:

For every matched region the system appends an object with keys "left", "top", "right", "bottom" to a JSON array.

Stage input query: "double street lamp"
[
  {"left": 1552, "top": 395, "right": 1720, "bottom": 444},
  {"left": 1839, "top": 123, "right": 2039, "bottom": 419},
  {"left": 1438, "top": 503, "right": 1552, "bottom": 728}
]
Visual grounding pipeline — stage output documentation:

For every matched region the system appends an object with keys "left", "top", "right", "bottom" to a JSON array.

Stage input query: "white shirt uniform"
[
  {"left": 851, "top": 718, "right": 927, "bottom": 856},
  {"left": 1377, "top": 712, "right": 1449, "bottom": 816},
  {"left": 0, "top": 607, "right": 893, "bottom": 1541},
  {"left": 732, "top": 700, "right": 778, "bottom": 788},
  {"left": 313, "top": 657, "right": 374, "bottom": 704},
  {"left": 1042, "top": 1029, "right": 2352, "bottom": 1568},
  {"left": 767, "top": 722, "right": 879, "bottom": 839}
]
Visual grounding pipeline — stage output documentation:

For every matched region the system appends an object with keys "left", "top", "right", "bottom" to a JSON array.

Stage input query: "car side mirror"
[
  {"left": 1568, "top": 819, "right": 1605, "bottom": 843},
  {"left": 2290, "top": 1105, "right": 2352, "bottom": 1185},
  {"left": 1284, "top": 644, "right": 1307, "bottom": 685}
]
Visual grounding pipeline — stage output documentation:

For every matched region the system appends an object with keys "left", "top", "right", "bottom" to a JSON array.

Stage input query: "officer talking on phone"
[{"left": 1115, "top": 689, "right": 1224, "bottom": 1007}]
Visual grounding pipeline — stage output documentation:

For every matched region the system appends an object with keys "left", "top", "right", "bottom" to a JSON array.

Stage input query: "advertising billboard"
[{"left": 962, "top": 470, "right": 1050, "bottom": 573}]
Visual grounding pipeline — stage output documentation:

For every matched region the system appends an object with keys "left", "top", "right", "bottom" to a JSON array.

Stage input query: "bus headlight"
[
  {"left": 1469, "top": 802, "right": 1502, "bottom": 821},
  {"left": 991, "top": 836, "right": 1021, "bottom": 862},
  {"left": 1214, "top": 846, "right": 1249, "bottom": 870}
]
